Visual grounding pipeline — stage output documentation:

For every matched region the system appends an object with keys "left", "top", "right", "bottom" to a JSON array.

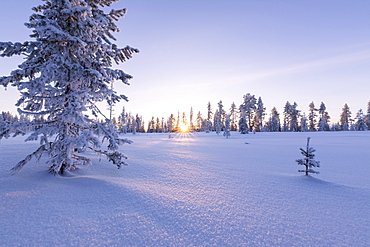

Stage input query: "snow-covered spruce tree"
[
  {"left": 354, "top": 109, "right": 368, "bottom": 131},
  {"left": 308, "top": 101, "right": 317, "bottom": 131},
  {"left": 215, "top": 100, "right": 223, "bottom": 135},
  {"left": 189, "top": 107, "right": 194, "bottom": 131},
  {"left": 230, "top": 102, "right": 238, "bottom": 131},
  {"left": 241, "top": 93, "right": 257, "bottom": 132},
  {"left": 296, "top": 137, "right": 320, "bottom": 176},
  {"left": 288, "top": 102, "right": 300, "bottom": 132},
  {"left": 268, "top": 107, "right": 280, "bottom": 132},
  {"left": 282, "top": 101, "right": 291, "bottom": 132},
  {"left": 340, "top": 103, "right": 351, "bottom": 131},
  {"left": 0, "top": 0, "right": 139, "bottom": 174},
  {"left": 317, "top": 102, "right": 330, "bottom": 131},
  {"left": 206, "top": 101, "right": 213, "bottom": 133},
  {"left": 238, "top": 104, "right": 248, "bottom": 134},
  {"left": 167, "top": 113, "right": 175, "bottom": 133},
  {"left": 365, "top": 100, "right": 370, "bottom": 130},
  {"left": 223, "top": 114, "right": 231, "bottom": 138},
  {"left": 118, "top": 106, "right": 127, "bottom": 134},
  {"left": 300, "top": 114, "right": 309, "bottom": 132},
  {"left": 196, "top": 111, "right": 202, "bottom": 131},
  {"left": 253, "top": 96, "right": 265, "bottom": 132}
]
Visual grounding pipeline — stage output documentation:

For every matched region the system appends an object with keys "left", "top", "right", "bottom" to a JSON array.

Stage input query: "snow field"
[{"left": 0, "top": 131, "right": 369, "bottom": 246}]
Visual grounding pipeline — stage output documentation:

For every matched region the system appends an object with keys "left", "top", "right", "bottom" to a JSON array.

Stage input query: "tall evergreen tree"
[
  {"left": 189, "top": 107, "right": 194, "bottom": 131},
  {"left": 238, "top": 104, "right": 248, "bottom": 134},
  {"left": 268, "top": 107, "right": 280, "bottom": 132},
  {"left": 175, "top": 111, "right": 180, "bottom": 132},
  {"left": 215, "top": 100, "right": 223, "bottom": 135},
  {"left": 340, "top": 103, "right": 351, "bottom": 131},
  {"left": 0, "top": 0, "right": 138, "bottom": 174},
  {"left": 206, "top": 101, "right": 213, "bottom": 133},
  {"left": 254, "top": 96, "right": 265, "bottom": 132},
  {"left": 289, "top": 102, "right": 300, "bottom": 132},
  {"left": 282, "top": 101, "right": 291, "bottom": 132},
  {"left": 196, "top": 111, "right": 203, "bottom": 132},
  {"left": 365, "top": 101, "right": 370, "bottom": 130},
  {"left": 240, "top": 93, "right": 257, "bottom": 132},
  {"left": 317, "top": 102, "right": 330, "bottom": 131},
  {"left": 167, "top": 113, "right": 175, "bottom": 133},
  {"left": 300, "top": 114, "right": 309, "bottom": 132},
  {"left": 230, "top": 102, "right": 238, "bottom": 131},
  {"left": 118, "top": 106, "right": 127, "bottom": 134},
  {"left": 223, "top": 114, "right": 231, "bottom": 138},
  {"left": 308, "top": 102, "right": 317, "bottom": 131}
]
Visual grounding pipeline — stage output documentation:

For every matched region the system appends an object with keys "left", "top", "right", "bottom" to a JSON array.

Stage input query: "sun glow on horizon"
[{"left": 179, "top": 123, "right": 189, "bottom": 133}]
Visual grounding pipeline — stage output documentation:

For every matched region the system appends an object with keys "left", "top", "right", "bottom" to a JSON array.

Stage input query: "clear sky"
[{"left": 1, "top": 0, "right": 370, "bottom": 124}]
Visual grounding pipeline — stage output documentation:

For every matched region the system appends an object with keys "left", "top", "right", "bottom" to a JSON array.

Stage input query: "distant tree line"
[
  {"left": 2, "top": 94, "right": 369, "bottom": 135},
  {"left": 139, "top": 93, "right": 369, "bottom": 134}
]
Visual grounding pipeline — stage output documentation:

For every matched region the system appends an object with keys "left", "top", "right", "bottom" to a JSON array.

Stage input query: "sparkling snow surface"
[{"left": 0, "top": 132, "right": 369, "bottom": 246}]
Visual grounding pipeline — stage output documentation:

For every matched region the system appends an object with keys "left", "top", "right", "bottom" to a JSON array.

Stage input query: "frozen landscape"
[{"left": 0, "top": 131, "right": 369, "bottom": 246}]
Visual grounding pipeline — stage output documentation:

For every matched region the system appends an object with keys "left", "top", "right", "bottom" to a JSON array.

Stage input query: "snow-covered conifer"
[
  {"left": 182, "top": 112, "right": 188, "bottom": 127},
  {"left": 196, "top": 111, "right": 203, "bottom": 131},
  {"left": 0, "top": 0, "right": 139, "bottom": 174},
  {"left": 289, "top": 102, "right": 300, "bottom": 132},
  {"left": 175, "top": 111, "right": 180, "bottom": 132},
  {"left": 223, "top": 114, "right": 231, "bottom": 138},
  {"left": 365, "top": 101, "right": 370, "bottom": 130},
  {"left": 331, "top": 123, "right": 340, "bottom": 131},
  {"left": 230, "top": 102, "right": 238, "bottom": 131},
  {"left": 317, "top": 102, "right": 330, "bottom": 131},
  {"left": 282, "top": 101, "right": 291, "bottom": 132},
  {"left": 308, "top": 102, "right": 317, "bottom": 131},
  {"left": 254, "top": 97, "right": 265, "bottom": 132},
  {"left": 167, "top": 114, "right": 175, "bottom": 133},
  {"left": 296, "top": 137, "right": 320, "bottom": 176},
  {"left": 215, "top": 101, "right": 223, "bottom": 135},
  {"left": 240, "top": 93, "right": 257, "bottom": 132},
  {"left": 148, "top": 117, "right": 155, "bottom": 133},
  {"left": 118, "top": 107, "right": 127, "bottom": 134},
  {"left": 300, "top": 114, "right": 309, "bottom": 132},
  {"left": 354, "top": 109, "right": 368, "bottom": 131},
  {"left": 155, "top": 117, "right": 161, "bottom": 133},
  {"left": 189, "top": 107, "right": 194, "bottom": 131},
  {"left": 340, "top": 103, "right": 351, "bottom": 131},
  {"left": 213, "top": 109, "right": 219, "bottom": 133},
  {"left": 238, "top": 104, "right": 248, "bottom": 134},
  {"left": 206, "top": 101, "right": 213, "bottom": 133},
  {"left": 268, "top": 107, "right": 280, "bottom": 132}
]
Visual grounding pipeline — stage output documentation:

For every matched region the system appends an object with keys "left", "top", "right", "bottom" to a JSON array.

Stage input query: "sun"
[{"left": 179, "top": 123, "right": 189, "bottom": 133}]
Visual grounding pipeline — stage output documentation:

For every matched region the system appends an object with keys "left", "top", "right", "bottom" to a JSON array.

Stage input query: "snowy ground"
[{"left": 0, "top": 131, "right": 369, "bottom": 246}]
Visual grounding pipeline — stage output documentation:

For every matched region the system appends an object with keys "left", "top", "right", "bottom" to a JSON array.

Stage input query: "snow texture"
[{"left": 0, "top": 131, "right": 369, "bottom": 246}]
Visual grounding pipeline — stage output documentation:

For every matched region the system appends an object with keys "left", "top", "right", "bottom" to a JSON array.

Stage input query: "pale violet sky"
[{"left": 1, "top": 0, "right": 370, "bottom": 123}]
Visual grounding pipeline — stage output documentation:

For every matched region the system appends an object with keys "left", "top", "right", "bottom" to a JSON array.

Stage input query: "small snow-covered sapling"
[{"left": 296, "top": 137, "right": 320, "bottom": 176}]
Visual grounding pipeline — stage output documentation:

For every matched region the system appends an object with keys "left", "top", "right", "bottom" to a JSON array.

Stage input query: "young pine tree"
[
  {"left": 296, "top": 137, "right": 320, "bottom": 176},
  {"left": 0, "top": 0, "right": 139, "bottom": 174}
]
